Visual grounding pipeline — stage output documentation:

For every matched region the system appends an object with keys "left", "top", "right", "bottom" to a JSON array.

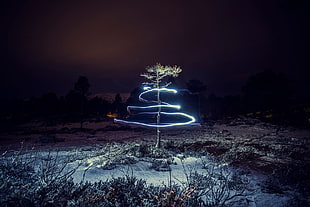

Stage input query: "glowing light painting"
[{"left": 114, "top": 87, "right": 198, "bottom": 128}]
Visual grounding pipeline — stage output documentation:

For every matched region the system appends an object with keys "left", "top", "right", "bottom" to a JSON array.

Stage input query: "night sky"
[{"left": 2, "top": 0, "right": 309, "bottom": 99}]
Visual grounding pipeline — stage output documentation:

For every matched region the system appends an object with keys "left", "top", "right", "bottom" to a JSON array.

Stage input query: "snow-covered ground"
[
  {"left": 1, "top": 118, "right": 309, "bottom": 206},
  {"left": 26, "top": 143, "right": 299, "bottom": 207},
  {"left": 73, "top": 154, "right": 208, "bottom": 185}
]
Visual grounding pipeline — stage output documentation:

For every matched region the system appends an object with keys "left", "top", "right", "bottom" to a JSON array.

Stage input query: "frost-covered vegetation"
[
  {"left": 0, "top": 117, "right": 309, "bottom": 206},
  {"left": 0, "top": 141, "right": 307, "bottom": 207}
]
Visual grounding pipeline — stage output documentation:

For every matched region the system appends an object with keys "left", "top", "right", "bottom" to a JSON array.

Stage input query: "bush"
[
  {"left": 0, "top": 146, "right": 252, "bottom": 207},
  {"left": 0, "top": 148, "right": 82, "bottom": 206}
]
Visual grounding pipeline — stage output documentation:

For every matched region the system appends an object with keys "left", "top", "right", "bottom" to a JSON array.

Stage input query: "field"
[{"left": 0, "top": 117, "right": 309, "bottom": 206}]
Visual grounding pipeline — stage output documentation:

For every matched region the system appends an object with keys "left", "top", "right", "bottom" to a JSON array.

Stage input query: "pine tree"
[
  {"left": 141, "top": 63, "right": 182, "bottom": 148},
  {"left": 114, "top": 64, "right": 198, "bottom": 148}
]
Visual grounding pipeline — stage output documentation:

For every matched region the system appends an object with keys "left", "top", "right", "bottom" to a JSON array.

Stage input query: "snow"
[
  {"left": 72, "top": 155, "right": 206, "bottom": 185},
  {"left": 27, "top": 145, "right": 297, "bottom": 207},
  {"left": 2, "top": 118, "right": 308, "bottom": 206}
]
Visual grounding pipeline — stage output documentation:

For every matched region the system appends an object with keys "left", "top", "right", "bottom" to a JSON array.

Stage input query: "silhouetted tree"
[
  {"left": 205, "top": 94, "right": 225, "bottom": 120},
  {"left": 39, "top": 92, "right": 60, "bottom": 125},
  {"left": 223, "top": 95, "right": 242, "bottom": 117},
  {"left": 74, "top": 76, "right": 90, "bottom": 129},
  {"left": 186, "top": 79, "right": 207, "bottom": 121},
  {"left": 242, "top": 70, "right": 289, "bottom": 110},
  {"left": 112, "top": 93, "right": 125, "bottom": 118},
  {"left": 65, "top": 90, "right": 81, "bottom": 113},
  {"left": 113, "top": 93, "right": 122, "bottom": 106},
  {"left": 74, "top": 76, "right": 90, "bottom": 96},
  {"left": 40, "top": 93, "right": 59, "bottom": 113},
  {"left": 88, "top": 96, "right": 111, "bottom": 117},
  {"left": 187, "top": 79, "right": 207, "bottom": 94},
  {"left": 242, "top": 70, "right": 290, "bottom": 122},
  {"left": 64, "top": 90, "right": 81, "bottom": 124},
  {"left": 126, "top": 87, "right": 142, "bottom": 107}
]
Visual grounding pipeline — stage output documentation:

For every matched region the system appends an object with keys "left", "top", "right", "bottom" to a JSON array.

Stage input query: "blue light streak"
[{"left": 114, "top": 87, "right": 199, "bottom": 127}]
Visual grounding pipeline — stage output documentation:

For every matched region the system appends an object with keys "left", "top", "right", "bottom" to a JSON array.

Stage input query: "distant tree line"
[
  {"left": 0, "top": 76, "right": 127, "bottom": 130},
  {"left": 201, "top": 70, "right": 310, "bottom": 127},
  {"left": 0, "top": 71, "right": 309, "bottom": 130}
]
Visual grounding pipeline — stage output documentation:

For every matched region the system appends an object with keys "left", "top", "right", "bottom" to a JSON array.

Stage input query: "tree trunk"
[
  {"left": 156, "top": 96, "right": 161, "bottom": 148},
  {"left": 155, "top": 72, "right": 161, "bottom": 148},
  {"left": 80, "top": 97, "right": 84, "bottom": 129},
  {"left": 198, "top": 94, "right": 201, "bottom": 122}
]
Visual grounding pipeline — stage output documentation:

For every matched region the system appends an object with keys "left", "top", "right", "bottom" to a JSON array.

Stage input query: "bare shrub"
[
  {"left": 0, "top": 146, "right": 82, "bottom": 206},
  {"left": 0, "top": 144, "right": 253, "bottom": 207},
  {"left": 0, "top": 147, "right": 38, "bottom": 206},
  {"left": 263, "top": 163, "right": 310, "bottom": 206},
  {"left": 126, "top": 143, "right": 172, "bottom": 158},
  {"left": 179, "top": 158, "right": 253, "bottom": 207}
]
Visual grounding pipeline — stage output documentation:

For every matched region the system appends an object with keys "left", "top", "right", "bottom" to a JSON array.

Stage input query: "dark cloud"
[{"left": 2, "top": 0, "right": 309, "bottom": 98}]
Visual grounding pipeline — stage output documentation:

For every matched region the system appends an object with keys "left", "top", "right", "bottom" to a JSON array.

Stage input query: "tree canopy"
[{"left": 140, "top": 63, "right": 182, "bottom": 88}]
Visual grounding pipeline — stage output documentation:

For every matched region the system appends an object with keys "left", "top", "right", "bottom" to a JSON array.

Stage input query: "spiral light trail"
[{"left": 114, "top": 87, "right": 198, "bottom": 128}]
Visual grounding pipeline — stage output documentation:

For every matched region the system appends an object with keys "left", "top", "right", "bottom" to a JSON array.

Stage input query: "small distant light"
[
  {"left": 265, "top": 114, "right": 273, "bottom": 118},
  {"left": 107, "top": 112, "right": 118, "bottom": 118}
]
